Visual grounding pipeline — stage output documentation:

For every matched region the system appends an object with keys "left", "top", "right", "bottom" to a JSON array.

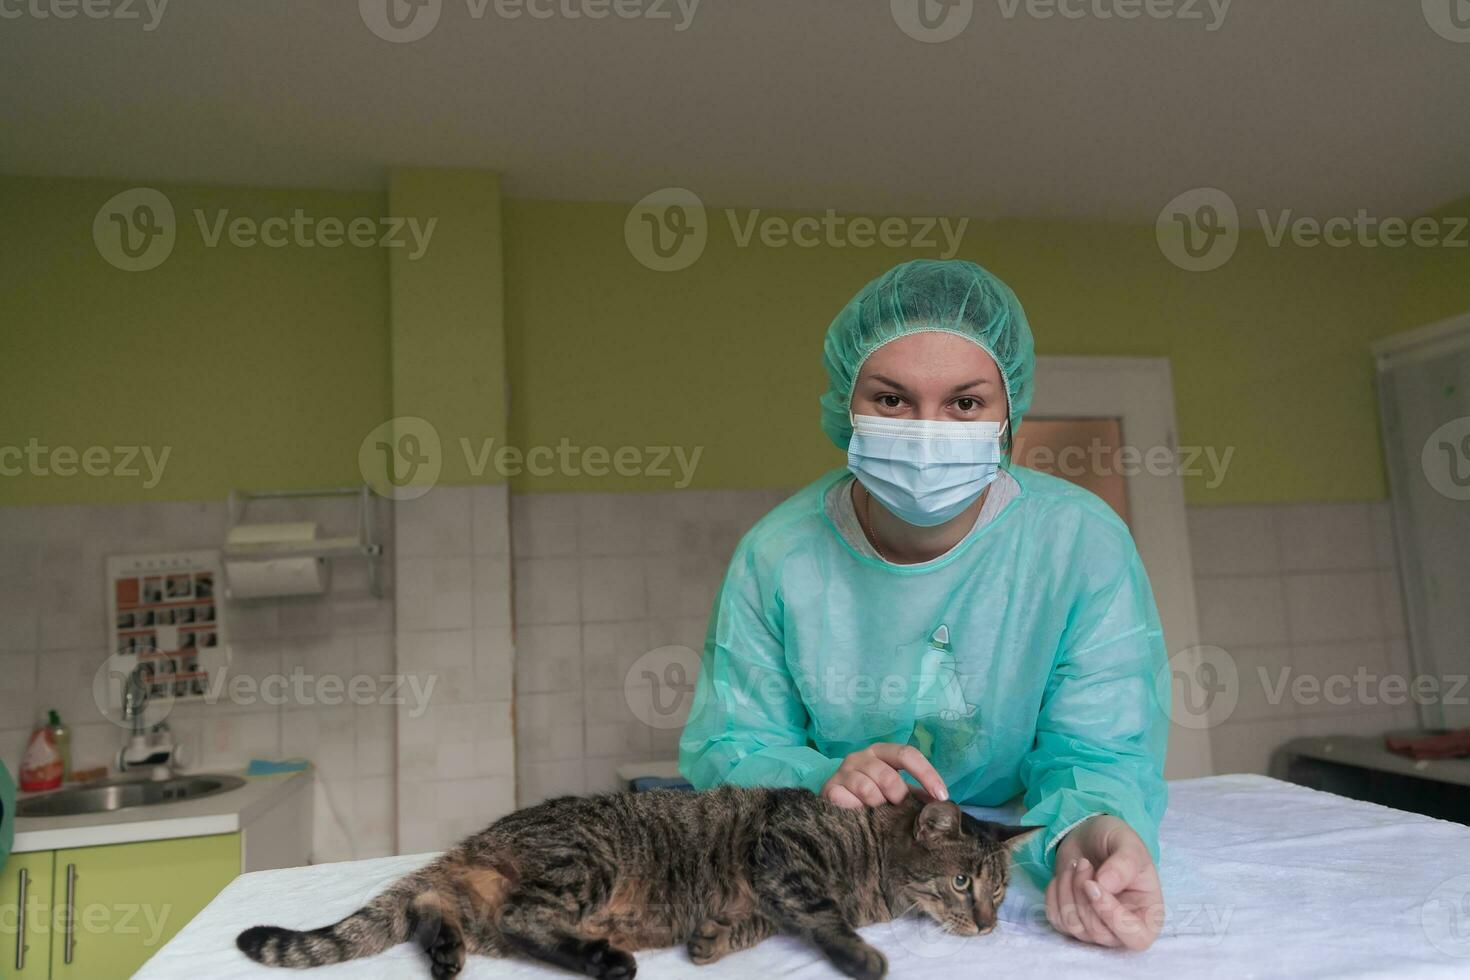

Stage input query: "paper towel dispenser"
[
  {"left": 224, "top": 486, "right": 383, "bottom": 599},
  {"left": 226, "top": 521, "right": 329, "bottom": 599}
]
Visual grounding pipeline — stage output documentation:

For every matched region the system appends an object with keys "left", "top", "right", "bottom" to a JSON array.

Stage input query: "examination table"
[{"left": 136, "top": 774, "right": 1470, "bottom": 978}]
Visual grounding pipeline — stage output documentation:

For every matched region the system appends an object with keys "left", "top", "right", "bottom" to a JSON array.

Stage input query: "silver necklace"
[{"left": 858, "top": 484, "right": 891, "bottom": 563}]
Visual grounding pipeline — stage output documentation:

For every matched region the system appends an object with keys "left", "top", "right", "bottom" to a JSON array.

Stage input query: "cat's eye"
[
  {"left": 993, "top": 885, "right": 1004, "bottom": 901},
  {"left": 952, "top": 874, "right": 970, "bottom": 890}
]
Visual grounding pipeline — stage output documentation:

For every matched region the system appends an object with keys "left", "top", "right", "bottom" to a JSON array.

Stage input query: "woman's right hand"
[{"left": 821, "top": 743, "right": 949, "bottom": 808}]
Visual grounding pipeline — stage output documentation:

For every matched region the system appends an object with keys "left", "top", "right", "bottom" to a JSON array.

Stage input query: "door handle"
[
  {"left": 13, "top": 867, "right": 27, "bottom": 972},
  {"left": 63, "top": 863, "right": 78, "bottom": 965}
]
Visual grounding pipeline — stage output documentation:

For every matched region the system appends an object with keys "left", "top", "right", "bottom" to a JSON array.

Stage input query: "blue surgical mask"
[{"left": 847, "top": 413, "right": 1007, "bottom": 528}]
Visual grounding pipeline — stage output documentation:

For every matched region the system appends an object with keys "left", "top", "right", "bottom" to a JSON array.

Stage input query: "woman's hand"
[
  {"left": 820, "top": 743, "right": 949, "bottom": 808},
  {"left": 1046, "top": 814, "right": 1164, "bottom": 950}
]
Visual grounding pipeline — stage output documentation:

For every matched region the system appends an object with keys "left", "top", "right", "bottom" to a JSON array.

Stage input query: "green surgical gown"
[{"left": 678, "top": 466, "right": 1169, "bottom": 883}]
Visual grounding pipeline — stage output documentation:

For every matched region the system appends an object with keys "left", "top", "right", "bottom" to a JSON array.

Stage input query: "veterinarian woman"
[{"left": 679, "top": 258, "right": 1169, "bottom": 950}]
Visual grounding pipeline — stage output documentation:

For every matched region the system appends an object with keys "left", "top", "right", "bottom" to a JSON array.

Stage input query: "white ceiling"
[{"left": 3, "top": 0, "right": 1468, "bottom": 221}]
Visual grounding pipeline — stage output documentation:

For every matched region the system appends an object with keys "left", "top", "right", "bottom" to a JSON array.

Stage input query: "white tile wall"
[
  {"left": 1189, "top": 501, "right": 1415, "bottom": 776},
  {"left": 509, "top": 488, "right": 788, "bottom": 806},
  {"left": 0, "top": 494, "right": 398, "bottom": 862},
  {"left": 393, "top": 484, "right": 516, "bottom": 854}
]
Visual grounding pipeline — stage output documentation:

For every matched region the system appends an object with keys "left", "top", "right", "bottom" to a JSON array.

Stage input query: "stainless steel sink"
[{"left": 17, "top": 774, "right": 247, "bottom": 818}]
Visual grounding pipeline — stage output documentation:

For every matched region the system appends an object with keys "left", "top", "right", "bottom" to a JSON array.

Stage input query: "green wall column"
[{"left": 387, "top": 169, "right": 507, "bottom": 488}]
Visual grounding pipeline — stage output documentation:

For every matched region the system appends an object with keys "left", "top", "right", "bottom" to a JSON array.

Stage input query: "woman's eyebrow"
[
  {"left": 865, "top": 375, "right": 993, "bottom": 393},
  {"left": 867, "top": 374, "right": 913, "bottom": 393}
]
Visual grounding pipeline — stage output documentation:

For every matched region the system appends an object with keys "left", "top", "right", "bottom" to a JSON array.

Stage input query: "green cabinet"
[
  {"left": 2, "top": 833, "right": 239, "bottom": 980},
  {"left": 1, "top": 850, "right": 55, "bottom": 979}
]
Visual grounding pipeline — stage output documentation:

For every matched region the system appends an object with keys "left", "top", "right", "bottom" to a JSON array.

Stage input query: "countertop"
[
  {"left": 1285, "top": 734, "right": 1470, "bottom": 787},
  {"left": 13, "top": 767, "right": 313, "bottom": 853},
  {"left": 138, "top": 775, "right": 1470, "bottom": 979}
]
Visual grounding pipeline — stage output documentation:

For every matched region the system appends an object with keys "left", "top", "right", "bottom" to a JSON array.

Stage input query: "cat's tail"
[{"left": 236, "top": 873, "right": 430, "bottom": 968}]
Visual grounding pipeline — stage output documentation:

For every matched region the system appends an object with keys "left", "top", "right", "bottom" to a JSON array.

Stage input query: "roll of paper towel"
[{"left": 225, "top": 522, "right": 329, "bottom": 599}]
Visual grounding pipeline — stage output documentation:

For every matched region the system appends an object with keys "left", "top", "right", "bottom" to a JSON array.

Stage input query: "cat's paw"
[
  {"left": 427, "top": 927, "right": 465, "bottom": 979},
  {"left": 688, "top": 918, "right": 732, "bottom": 965},
  {"left": 584, "top": 938, "right": 637, "bottom": 979},
  {"left": 827, "top": 941, "right": 887, "bottom": 980}
]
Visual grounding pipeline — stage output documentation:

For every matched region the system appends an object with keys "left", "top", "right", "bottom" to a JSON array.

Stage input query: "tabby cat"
[{"left": 237, "top": 785, "right": 1037, "bottom": 980}]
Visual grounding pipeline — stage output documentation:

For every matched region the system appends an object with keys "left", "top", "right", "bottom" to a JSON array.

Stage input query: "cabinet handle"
[
  {"left": 13, "top": 867, "right": 27, "bottom": 972},
  {"left": 63, "top": 863, "right": 78, "bottom": 965}
]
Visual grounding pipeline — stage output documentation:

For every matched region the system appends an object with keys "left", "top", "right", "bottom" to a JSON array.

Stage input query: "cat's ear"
[
  {"left": 915, "top": 801, "right": 961, "bottom": 846},
  {"left": 990, "top": 824, "right": 1044, "bottom": 852}
]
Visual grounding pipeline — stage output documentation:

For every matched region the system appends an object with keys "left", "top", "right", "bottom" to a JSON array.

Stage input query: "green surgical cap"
[{"left": 819, "top": 259, "right": 1036, "bottom": 450}]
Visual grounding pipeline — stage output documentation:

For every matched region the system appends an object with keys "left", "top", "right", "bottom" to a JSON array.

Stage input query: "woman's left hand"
[{"left": 1045, "top": 814, "right": 1163, "bottom": 950}]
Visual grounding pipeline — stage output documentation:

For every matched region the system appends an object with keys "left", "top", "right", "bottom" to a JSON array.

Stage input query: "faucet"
[
  {"left": 117, "top": 668, "right": 183, "bottom": 779},
  {"left": 121, "top": 668, "right": 148, "bottom": 738}
]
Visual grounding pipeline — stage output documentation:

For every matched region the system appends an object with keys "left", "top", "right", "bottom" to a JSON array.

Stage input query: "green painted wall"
[
  {"left": 0, "top": 176, "right": 391, "bottom": 505},
  {"left": 386, "top": 169, "right": 507, "bottom": 489},
  {"left": 503, "top": 199, "right": 1414, "bottom": 503},
  {"left": 1384, "top": 195, "right": 1470, "bottom": 334},
  {"left": 5, "top": 174, "right": 1464, "bottom": 507}
]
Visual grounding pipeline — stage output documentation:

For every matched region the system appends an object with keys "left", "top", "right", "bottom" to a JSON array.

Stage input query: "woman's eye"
[
  {"left": 952, "top": 874, "right": 970, "bottom": 890},
  {"left": 877, "top": 395, "right": 903, "bottom": 409},
  {"left": 954, "top": 397, "right": 978, "bottom": 412}
]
